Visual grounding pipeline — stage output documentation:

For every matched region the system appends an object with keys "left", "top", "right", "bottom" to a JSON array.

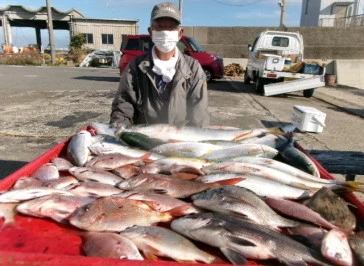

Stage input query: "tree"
[{"left": 69, "top": 33, "right": 87, "bottom": 51}]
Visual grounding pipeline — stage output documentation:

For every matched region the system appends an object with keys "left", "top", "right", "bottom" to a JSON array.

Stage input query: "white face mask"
[{"left": 152, "top": 30, "right": 179, "bottom": 53}]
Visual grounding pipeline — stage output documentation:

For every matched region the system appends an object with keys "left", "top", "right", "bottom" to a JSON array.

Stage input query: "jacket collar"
[{"left": 138, "top": 50, "right": 192, "bottom": 81}]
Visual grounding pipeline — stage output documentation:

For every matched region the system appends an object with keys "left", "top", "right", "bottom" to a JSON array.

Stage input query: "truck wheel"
[
  {"left": 256, "top": 77, "right": 265, "bottom": 95},
  {"left": 243, "top": 68, "right": 251, "bottom": 84},
  {"left": 303, "top": 89, "right": 315, "bottom": 98}
]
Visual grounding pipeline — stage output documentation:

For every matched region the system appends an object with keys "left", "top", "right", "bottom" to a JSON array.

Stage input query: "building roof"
[{"left": 0, "top": 5, "right": 85, "bottom": 18}]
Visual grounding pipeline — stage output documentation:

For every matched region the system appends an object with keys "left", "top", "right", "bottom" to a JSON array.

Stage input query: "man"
[{"left": 110, "top": 1, "right": 209, "bottom": 127}]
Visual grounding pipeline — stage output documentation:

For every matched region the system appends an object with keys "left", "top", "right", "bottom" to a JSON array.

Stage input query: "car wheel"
[
  {"left": 303, "top": 89, "right": 315, "bottom": 98},
  {"left": 256, "top": 77, "right": 266, "bottom": 95},
  {"left": 204, "top": 68, "right": 213, "bottom": 82},
  {"left": 243, "top": 68, "right": 251, "bottom": 84}
]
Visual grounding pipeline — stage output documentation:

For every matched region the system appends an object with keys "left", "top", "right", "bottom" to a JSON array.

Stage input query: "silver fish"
[
  {"left": 321, "top": 229, "right": 353, "bottom": 266},
  {"left": 191, "top": 186, "right": 300, "bottom": 230},
  {"left": 201, "top": 143, "right": 279, "bottom": 161},
  {"left": 171, "top": 212, "right": 331, "bottom": 266},
  {"left": 69, "top": 181, "right": 123, "bottom": 198},
  {"left": 69, "top": 166, "right": 124, "bottom": 186},
  {"left": 81, "top": 231, "right": 143, "bottom": 260},
  {"left": 31, "top": 163, "right": 59, "bottom": 181},
  {"left": 348, "top": 231, "right": 364, "bottom": 265},
  {"left": 67, "top": 130, "right": 92, "bottom": 166},
  {"left": 120, "top": 226, "right": 216, "bottom": 263},
  {"left": 0, "top": 187, "right": 73, "bottom": 203},
  {"left": 16, "top": 194, "right": 94, "bottom": 223}
]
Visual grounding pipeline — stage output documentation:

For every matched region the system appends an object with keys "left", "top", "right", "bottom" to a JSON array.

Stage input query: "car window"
[
  {"left": 272, "top": 37, "right": 289, "bottom": 47},
  {"left": 177, "top": 40, "right": 187, "bottom": 52},
  {"left": 141, "top": 37, "right": 154, "bottom": 52},
  {"left": 185, "top": 37, "right": 205, "bottom": 52},
  {"left": 124, "top": 38, "right": 140, "bottom": 50}
]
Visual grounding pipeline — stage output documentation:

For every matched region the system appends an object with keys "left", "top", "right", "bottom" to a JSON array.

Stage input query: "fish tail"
[
  {"left": 340, "top": 181, "right": 364, "bottom": 193},
  {"left": 166, "top": 203, "right": 193, "bottom": 217},
  {"left": 212, "top": 177, "right": 245, "bottom": 187}
]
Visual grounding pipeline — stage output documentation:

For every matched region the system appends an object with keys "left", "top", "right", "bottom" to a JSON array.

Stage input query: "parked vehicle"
[
  {"left": 119, "top": 34, "right": 224, "bottom": 82},
  {"left": 244, "top": 30, "right": 325, "bottom": 97}
]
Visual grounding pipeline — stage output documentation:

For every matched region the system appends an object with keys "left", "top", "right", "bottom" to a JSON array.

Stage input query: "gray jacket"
[{"left": 110, "top": 51, "right": 210, "bottom": 127}]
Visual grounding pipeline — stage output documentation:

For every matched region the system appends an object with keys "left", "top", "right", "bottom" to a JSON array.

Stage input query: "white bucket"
[{"left": 292, "top": 105, "right": 327, "bottom": 133}]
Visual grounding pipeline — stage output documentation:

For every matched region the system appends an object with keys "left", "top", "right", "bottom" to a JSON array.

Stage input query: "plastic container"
[
  {"left": 303, "top": 63, "right": 324, "bottom": 75},
  {"left": 1, "top": 132, "right": 363, "bottom": 266},
  {"left": 265, "top": 55, "right": 285, "bottom": 71},
  {"left": 292, "top": 105, "right": 327, "bottom": 133}
]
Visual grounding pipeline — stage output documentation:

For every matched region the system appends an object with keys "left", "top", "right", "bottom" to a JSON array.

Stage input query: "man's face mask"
[{"left": 152, "top": 30, "right": 179, "bottom": 53}]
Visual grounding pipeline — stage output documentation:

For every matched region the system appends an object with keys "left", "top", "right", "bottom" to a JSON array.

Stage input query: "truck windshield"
[{"left": 186, "top": 37, "right": 205, "bottom": 52}]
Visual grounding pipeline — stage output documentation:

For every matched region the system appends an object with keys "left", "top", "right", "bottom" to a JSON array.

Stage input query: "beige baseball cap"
[{"left": 151, "top": 2, "right": 181, "bottom": 24}]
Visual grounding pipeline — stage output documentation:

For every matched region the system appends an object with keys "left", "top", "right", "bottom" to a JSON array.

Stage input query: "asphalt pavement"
[{"left": 0, "top": 65, "right": 363, "bottom": 180}]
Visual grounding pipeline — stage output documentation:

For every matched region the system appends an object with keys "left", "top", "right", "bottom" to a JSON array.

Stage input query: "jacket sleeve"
[
  {"left": 109, "top": 63, "right": 137, "bottom": 125},
  {"left": 186, "top": 61, "right": 210, "bottom": 127}
]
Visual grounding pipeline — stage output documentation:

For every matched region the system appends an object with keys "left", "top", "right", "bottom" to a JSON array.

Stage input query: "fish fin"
[
  {"left": 342, "top": 181, "right": 364, "bottom": 193},
  {"left": 220, "top": 247, "right": 248, "bottom": 265},
  {"left": 211, "top": 177, "right": 245, "bottom": 187},
  {"left": 143, "top": 251, "right": 159, "bottom": 261},
  {"left": 166, "top": 203, "right": 193, "bottom": 217},
  {"left": 232, "top": 130, "right": 255, "bottom": 141}
]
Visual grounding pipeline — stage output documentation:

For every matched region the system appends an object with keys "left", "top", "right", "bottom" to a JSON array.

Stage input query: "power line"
[{"left": 212, "top": 0, "right": 265, "bottom": 7}]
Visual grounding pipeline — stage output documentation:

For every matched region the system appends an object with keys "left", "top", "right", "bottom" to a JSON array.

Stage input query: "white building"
[{"left": 300, "top": 0, "right": 364, "bottom": 27}]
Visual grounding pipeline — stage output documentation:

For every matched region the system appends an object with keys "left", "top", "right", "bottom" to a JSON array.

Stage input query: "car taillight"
[{"left": 267, "top": 73, "right": 277, "bottom": 78}]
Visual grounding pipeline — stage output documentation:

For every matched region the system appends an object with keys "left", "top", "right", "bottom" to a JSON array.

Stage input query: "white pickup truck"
[{"left": 244, "top": 30, "right": 325, "bottom": 97}]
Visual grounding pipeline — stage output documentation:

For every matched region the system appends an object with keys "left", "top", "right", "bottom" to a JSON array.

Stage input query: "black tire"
[
  {"left": 256, "top": 77, "right": 266, "bottom": 95},
  {"left": 303, "top": 89, "right": 315, "bottom": 98},
  {"left": 243, "top": 68, "right": 251, "bottom": 84},
  {"left": 203, "top": 68, "right": 213, "bottom": 82}
]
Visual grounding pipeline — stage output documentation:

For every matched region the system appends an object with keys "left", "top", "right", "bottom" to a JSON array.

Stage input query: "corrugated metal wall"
[{"left": 71, "top": 20, "right": 138, "bottom": 51}]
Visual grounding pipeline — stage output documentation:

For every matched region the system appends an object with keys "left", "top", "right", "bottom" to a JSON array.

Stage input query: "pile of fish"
[{"left": 1, "top": 122, "right": 364, "bottom": 266}]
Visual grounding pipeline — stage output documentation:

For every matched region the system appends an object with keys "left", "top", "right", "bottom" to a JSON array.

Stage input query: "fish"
[
  {"left": 52, "top": 157, "right": 74, "bottom": 171},
  {"left": 286, "top": 225, "right": 327, "bottom": 249},
  {"left": 117, "top": 173, "right": 243, "bottom": 198},
  {"left": 119, "top": 226, "right": 216, "bottom": 263},
  {"left": 112, "top": 164, "right": 144, "bottom": 179},
  {"left": 143, "top": 157, "right": 211, "bottom": 175},
  {"left": 150, "top": 141, "right": 222, "bottom": 158},
  {"left": 202, "top": 161, "right": 333, "bottom": 191},
  {"left": 88, "top": 139, "right": 164, "bottom": 160},
  {"left": 0, "top": 203, "right": 18, "bottom": 228},
  {"left": 191, "top": 186, "right": 300, "bottom": 230},
  {"left": 69, "top": 197, "right": 189, "bottom": 232},
  {"left": 247, "top": 133, "right": 289, "bottom": 150},
  {"left": 304, "top": 187, "right": 357, "bottom": 232},
  {"left": 171, "top": 212, "right": 331, "bottom": 266},
  {"left": 321, "top": 229, "right": 353, "bottom": 266},
  {"left": 69, "top": 182, "right": 123, "bottom": 198},
  {"left": 12, "top": 176, "right": 44, "bottom": 190},
  {"left": 201, "top": 143, "right": 279, "bottom": 161},
  {"left": 279, "top": 138, "right": 320, "bottom": 177},
  {"left": 68, "top": 166, "right": 124, "bottom": 186},
  {"left": 85, "top": 152, "right": 151, "bottom": 171},
  {"left": 117, "top": 123, "right": 272, "bottom": 142},
  {"left": 67, "top": 130, "right": 93, "bottom": 166},
  {"left": 265, "top": 197, "right": 338, "bottom": 230},
  {"left": 196, "top": 172, "right": 315, "bottom": 200},
  {"left": 11, "top": 176, "right": 78, "bottom": 191},
  {"left": 118, "top": 131, "right": 167, "bottom": 151},
  {"left": 81, "top": 231, "right": 143, "bottom": 260},
  {"left": 91, "top": 122, "right": 123, "bottom": 138},
  {"left": 0, "top": 188, "right": 73, "bottom": 203},
  {"left": 31, "top": 163, "right": 59, "bottom": 181},
  {"left": 113, "top": 190, "right": 200, "bottom": 214},
  {"left": 348, "top": 231, "right": 364, "bottom": 265},
  {"left": 16, "top": 194, "right": 94, "bottom": 223}
]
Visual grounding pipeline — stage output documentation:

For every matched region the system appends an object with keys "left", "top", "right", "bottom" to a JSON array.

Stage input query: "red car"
[{"left": 119, "top": 34, "right": 224, "bottom": 82}]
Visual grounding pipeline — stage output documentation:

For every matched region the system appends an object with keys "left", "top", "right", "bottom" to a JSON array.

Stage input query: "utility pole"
[
  {"left": 279, "top": 0, "right": 286, "bottom": 27},
  {"left": 46, "top": 0, "right": 56, "bottom": 64},
  {"left": 179, "top": 0, "right": 183, "bottom": 24}
]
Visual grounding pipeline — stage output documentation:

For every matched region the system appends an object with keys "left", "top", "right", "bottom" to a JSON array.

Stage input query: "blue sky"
[{"left": 1, "top": 0, "right": 303, "bottom": 48}]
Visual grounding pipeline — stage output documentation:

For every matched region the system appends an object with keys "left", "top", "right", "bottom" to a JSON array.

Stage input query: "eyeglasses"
[{"left": 152, "top": 24, "right": 180, "bottom": 31}]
